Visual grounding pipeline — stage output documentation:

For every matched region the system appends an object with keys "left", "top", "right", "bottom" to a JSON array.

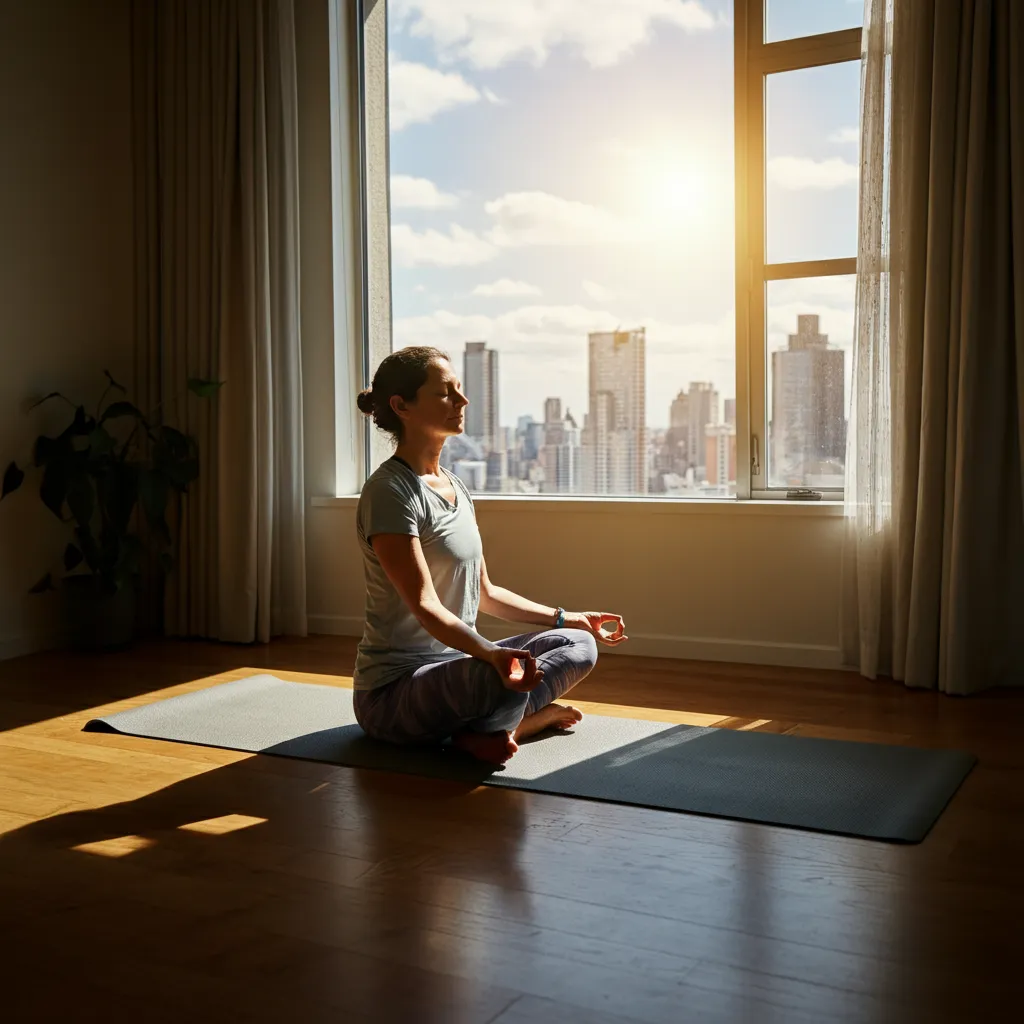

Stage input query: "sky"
[{"left": 386, "top": 0, "right": 863, "bottom": 429}]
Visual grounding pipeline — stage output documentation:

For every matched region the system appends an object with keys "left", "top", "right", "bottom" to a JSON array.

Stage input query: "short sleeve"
[{"left": 358, "top": 473, "right": 421, "bottom": 542}]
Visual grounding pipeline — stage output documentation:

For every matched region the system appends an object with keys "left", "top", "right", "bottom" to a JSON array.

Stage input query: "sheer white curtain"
[
  {"left": 844, "top": 0, "right": 1024, "bottom": 693},
  {"left": 842, "top": 0, "right": 895, "bottom": 680},
  {"left": 132, "top": 0, "right": 307, "bottom": 643}
]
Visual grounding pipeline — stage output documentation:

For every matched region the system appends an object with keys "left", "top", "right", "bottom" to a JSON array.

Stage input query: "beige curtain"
[
  {"left": 132, "top": 0, "right": 307, "bottom": 643},
  {"left": 844, "top": 0, "right": 1024, "bottom": 693}
]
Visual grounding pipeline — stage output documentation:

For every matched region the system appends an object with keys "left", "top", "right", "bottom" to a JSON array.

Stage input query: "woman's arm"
[
  {"left": 479, "top": 557, "right": 629, "bottom": 645},
  {"left": 478, "top": 556, "right": 557, "bottom": 626},
  {"left": 371, "top": 534, "right": 543, "bottom": 689},
  {"left": 373, "top": 534, "right": 497, "bottom": 658}
]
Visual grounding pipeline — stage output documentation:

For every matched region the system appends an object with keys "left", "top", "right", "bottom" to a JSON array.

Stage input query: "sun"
[{"left": 657, "top": 168, "right": 704, "bottom": 215}]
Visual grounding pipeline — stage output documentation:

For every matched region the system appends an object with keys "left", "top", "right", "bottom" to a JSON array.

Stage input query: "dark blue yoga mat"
[{"left": 83, "top": 674, "right": 975, "bottom": 842}]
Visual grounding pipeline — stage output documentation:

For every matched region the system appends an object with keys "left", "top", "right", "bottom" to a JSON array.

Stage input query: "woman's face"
[{"left": 394, "top": 359, "right": 468, "bottom": 440}]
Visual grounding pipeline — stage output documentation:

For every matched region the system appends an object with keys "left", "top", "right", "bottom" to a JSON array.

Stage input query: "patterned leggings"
[{"left": 353, "top": 628, "right": 599, "bottom": 744}]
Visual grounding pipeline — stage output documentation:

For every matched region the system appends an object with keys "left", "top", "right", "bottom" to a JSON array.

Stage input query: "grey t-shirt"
[{"left": 353, "top": 457, "right": 482, "bottom": 690}]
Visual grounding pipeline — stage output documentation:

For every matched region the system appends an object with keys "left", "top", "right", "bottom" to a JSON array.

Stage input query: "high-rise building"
[
  {"left": 667, "top": 382, "right": 719, "bottom": 479},
  {"left": 540, "top": 399, "right": 582, "bottom": 494},
  {"left": 705, "top": 423, "right": 737, "bottom": 488},
  {"left": 463, "top": 342, "right": 499, "bottom": 454},
  {"left": 582, "top": 328, "right": 646, "bottom": 494},
  {"left": 724, "top": 398, "right": 736, "bottom": 426},
  {"left": 770, "top": 314, "right": 846, "bottom": 486}
]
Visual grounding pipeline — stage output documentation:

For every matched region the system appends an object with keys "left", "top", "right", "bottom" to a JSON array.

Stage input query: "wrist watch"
[{"left": 554, "top": 607, "right": 565, "bottom": 628}]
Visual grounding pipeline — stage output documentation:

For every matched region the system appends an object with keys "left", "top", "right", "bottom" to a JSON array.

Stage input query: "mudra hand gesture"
[{"left": 565, "top": 611, "right": 628, "bottom": 646}]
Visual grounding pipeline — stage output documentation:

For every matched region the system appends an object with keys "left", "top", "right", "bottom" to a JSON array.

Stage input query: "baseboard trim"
[
  {"left": 306, "top": 614, "right": 843, "bottom": 671},
  {"left": 0, "top": 625, "right": 71, "bottom": 662}
]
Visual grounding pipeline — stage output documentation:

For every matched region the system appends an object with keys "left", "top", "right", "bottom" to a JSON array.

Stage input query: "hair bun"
[{"left": 356, "top": 389, "right": 374, "bottom": 415}]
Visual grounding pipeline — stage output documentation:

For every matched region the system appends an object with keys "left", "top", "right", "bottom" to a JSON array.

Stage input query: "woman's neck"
[{"left": 394, "top": 437, "right": 445, "bottom": 477}]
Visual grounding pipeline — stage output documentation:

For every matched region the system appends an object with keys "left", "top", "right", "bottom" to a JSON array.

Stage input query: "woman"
[{"left": 353, "top": 346, "right": 628, "bottom": 764}]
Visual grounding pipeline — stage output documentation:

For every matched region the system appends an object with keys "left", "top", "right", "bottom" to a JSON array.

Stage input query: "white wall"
[
  {"left": 306, "top": 498, "right": 846, "bottom": 669},
  {"left": 294, "top": 0, "right": 847, "bottom": 672},
  {"left": 0, "top": 0, "right": 135, "bottom": 659}
]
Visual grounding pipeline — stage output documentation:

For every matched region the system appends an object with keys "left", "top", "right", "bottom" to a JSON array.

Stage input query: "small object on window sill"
[{"left": 786, "top": 488, "right": 823, "bottom": 501}]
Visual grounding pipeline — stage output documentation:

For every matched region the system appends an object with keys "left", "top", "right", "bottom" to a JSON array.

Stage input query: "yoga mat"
[{"left": 83, "top": 674, "right": 975, "bottom": 842}]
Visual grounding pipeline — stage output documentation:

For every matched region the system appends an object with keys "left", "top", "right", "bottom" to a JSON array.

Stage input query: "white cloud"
[
  {"left": 483, "top": 87, "right": 505, "bottom": 105},
  {"left": 391, "top": 0, "right": 717, "bottom": 70},
  {"left": 828, "top": 126, "right": 860, "bottom": 145},
  {"left": 389, "top": 56, "right": 480, "bottom": 129},
  {"left": 390, "top": 174, "right": 459, "bottom": 209},
  {"left": 472, "top": 278, "right": 543, "bottom": 298},
  {"left": 485, "top": 191, "right": 638, "bottom": 247},
  {"left": 768, "top": 156, "right": 859, "bottom": 190},
  {"left": 582, "top": 280, "right": 614, "bottom": 302},
  {"left": 391, "top": 223, "right": 497, "bottom": 267}
]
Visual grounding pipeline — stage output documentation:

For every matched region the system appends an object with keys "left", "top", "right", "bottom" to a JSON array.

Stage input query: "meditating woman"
[{"left": 353, "top": 346, "right": 628, "bottom": 764}]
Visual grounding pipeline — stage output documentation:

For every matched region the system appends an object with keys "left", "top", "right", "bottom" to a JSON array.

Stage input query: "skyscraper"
[
  {"left": 463, "top": 342, "right": 499, "bottom": 454},
  {"left": 540, "top": 398, "right": 582, "bottom": 494},
  {"left": 770, "top": 314, "right": 846, "bottom": 486},
  {"left": 705, "top": 423, "right": 737, "bottom": 489},
  {"left": 582, "top": 328, "right": 646, "bottom": 494},
  {"left": 667, "top": 382, "right": 719, "bottom": 479}
]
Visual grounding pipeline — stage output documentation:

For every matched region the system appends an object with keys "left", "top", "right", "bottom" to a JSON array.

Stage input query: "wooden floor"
[{"left": 0, "top": 636, "right": 1021, "bottom": 1023}]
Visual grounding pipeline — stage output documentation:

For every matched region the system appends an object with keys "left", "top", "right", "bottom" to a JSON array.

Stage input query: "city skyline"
[{"left": 443, "top": 308, "right": 845, "bottom": 497}]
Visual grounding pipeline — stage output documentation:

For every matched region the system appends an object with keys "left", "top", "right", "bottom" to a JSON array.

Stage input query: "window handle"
[{"left": 751, "top": 434, "right": 761, "bottom": 477}]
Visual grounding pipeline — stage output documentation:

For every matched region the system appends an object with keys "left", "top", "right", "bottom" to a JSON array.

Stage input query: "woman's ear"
[{"left": 390, "top": 394, "right": 407, "bottom": 419}]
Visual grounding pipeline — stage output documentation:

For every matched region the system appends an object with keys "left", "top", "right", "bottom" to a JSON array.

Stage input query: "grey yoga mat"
[{"left": 83, "top": 674, "right": 975, "bottom": 842}]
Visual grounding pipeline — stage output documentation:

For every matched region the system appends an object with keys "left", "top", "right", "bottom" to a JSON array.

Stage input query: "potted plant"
[{"left": 1, "top": 370, "right": 222, "bottom": 650}]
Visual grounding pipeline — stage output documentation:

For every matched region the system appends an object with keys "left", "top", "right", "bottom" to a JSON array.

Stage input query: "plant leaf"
[
  {"left": 187, "top": 378, "right": 225, "bottom": 399},
  {"left": 66, "top": 473, "right": 95, "bottom": 528},
  {"left": 100, "top": 400, "right": 143, "bottom": 423},
  {"left": 63, "top": 543, "right": 83, "bottom": 571},
  {"left": 29, "top": 391, "right": 65, "bottom": 411},
  {"left": 103, "top": 369, "right": 127, "bottom": 394},
  {"left": 87, "top": 427, "right": 116, "bottom": 459},
  {"left": 156, "top": 424, "right": 190, "bottom": 460},
  {"left": 28, "top": 572, "right": 55, "bottom": 594},
  {"left": 69, "top": 405, "right": 94, "bottom": 436},
  {"left": 39, "top": 462, "right": 69, "bottom": 520},
  {"left": 33, "top": 434, "right": 60, "bottom": 467},
  {"left": 2, "top": 461, "right": 24, "bottom": 500}
]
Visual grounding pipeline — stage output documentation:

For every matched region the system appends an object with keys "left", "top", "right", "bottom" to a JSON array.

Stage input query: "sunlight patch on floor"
[
  {"left": 72, "top": 835, "right": 155, "bottom": 858},
  {"left": 178, "top": 814, "right": 268, "bottom": 835}
]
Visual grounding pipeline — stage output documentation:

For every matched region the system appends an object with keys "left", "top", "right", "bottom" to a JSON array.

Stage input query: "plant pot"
[{"left": 62, "top": 575, "right": 137, "bottom": 652}]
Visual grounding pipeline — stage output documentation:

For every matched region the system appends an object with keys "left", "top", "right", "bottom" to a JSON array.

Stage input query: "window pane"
[
  {"left": 385, "top": 2, "right": 735, "bottom": 498},
  {"left": 766, "top": 275, "right": 854, "bottom": 489},
  {"left": 766, "top": 61, "right": 860, "bottom": 264},
  {"left": 765, "top": 0, "right": 863, "bottom": 43}
]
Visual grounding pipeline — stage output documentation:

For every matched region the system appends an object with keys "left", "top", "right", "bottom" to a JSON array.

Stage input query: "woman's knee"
[{"left": 563, "top": 628, "right": 599, "bottom": 672}]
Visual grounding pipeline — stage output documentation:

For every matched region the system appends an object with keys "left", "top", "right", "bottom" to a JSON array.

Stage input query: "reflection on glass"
[
  {"left": 386, "top": 3, "right": 737, "bottom": 498},
  {"left": 765, "top": 0, "right": 863, "bottom": 43},
  {"left": 766, "top": 276, "right": 855, "bottom": 489},
  {"left": 766, "top": 61, "right": 861, "bottom": 264}
]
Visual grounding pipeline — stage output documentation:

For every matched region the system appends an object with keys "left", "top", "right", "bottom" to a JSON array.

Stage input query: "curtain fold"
[
  {"left": 133, "top": 0, "right": 306, "bottom": 643},
  {"left": 844, "top": 0, "right": 1024, "bottom": 694}
]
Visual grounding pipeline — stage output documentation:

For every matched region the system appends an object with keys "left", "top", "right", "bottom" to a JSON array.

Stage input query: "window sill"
[{"left": 311, "top": 495, "right": 846, "bottom": 517}]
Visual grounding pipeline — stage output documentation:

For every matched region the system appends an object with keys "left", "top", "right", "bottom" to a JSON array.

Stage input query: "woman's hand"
[
  {"left": 485, "top": 647, "right": 545, "bottom": 692},
  {"left": 566, "top": 611, "right": 628, "bottom": 646}
]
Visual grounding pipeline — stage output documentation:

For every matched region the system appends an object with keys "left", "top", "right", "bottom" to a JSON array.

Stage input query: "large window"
[
  {"left": 737, "top": 1, "right": 862, "bottom": 497},
  {"left": 353, "top": 0, "right": 862, "bottom": 499}
]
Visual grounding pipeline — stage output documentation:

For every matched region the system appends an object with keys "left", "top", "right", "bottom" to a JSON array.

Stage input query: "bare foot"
[
  {"left": 452, "top": 729, "right": 518, "bottom": 764},
  {"left": 514, "top": 703, "right": 583, "bottom": 743}
]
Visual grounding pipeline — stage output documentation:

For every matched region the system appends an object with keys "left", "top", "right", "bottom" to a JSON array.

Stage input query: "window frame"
[
  {"left": 735, "top": 2, "right": 861, "bottom": 500},
  {"left": 343, "top": 0, "right": 862, "bottom": 502}
]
